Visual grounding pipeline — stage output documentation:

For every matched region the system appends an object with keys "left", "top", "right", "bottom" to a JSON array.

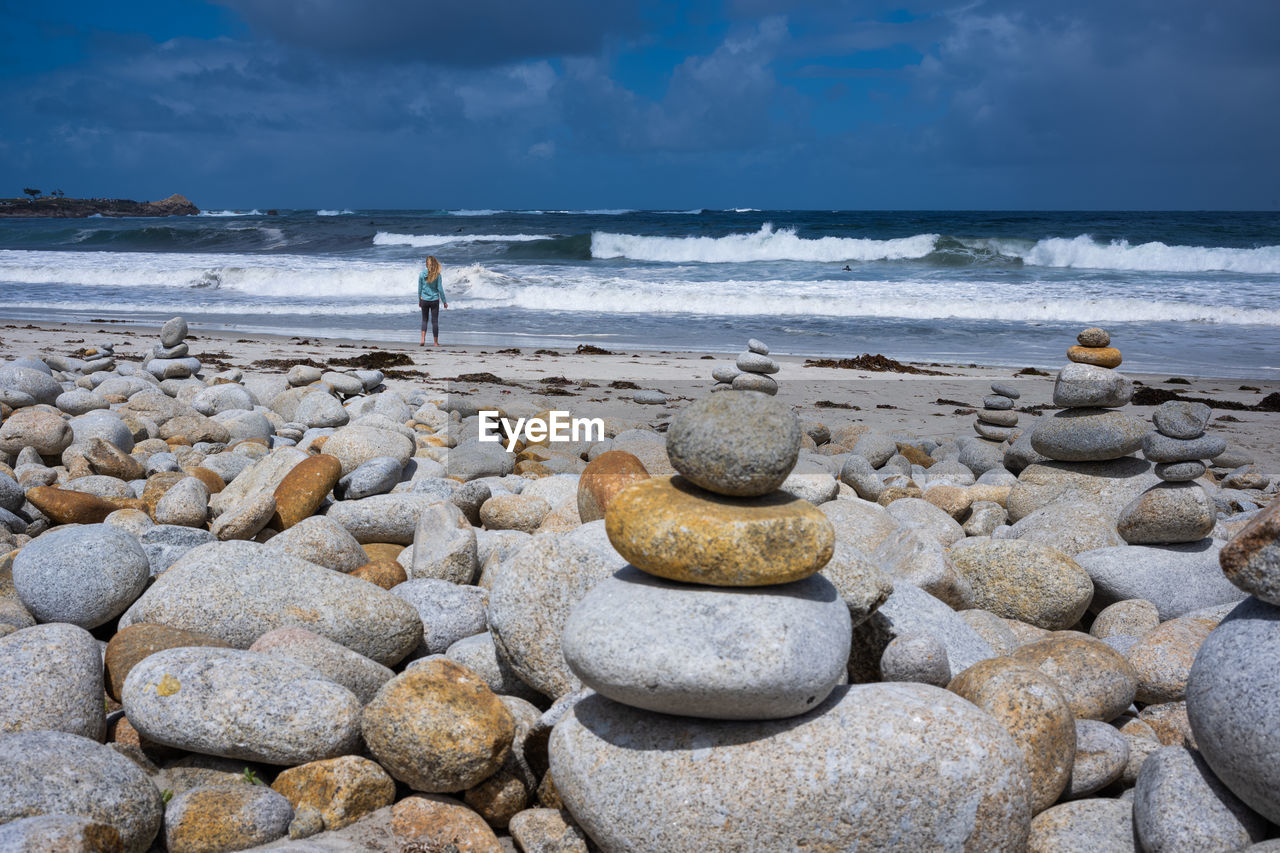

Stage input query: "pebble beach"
[{"left": 1, "top": 315, "right": 1280, "bottom": 852}]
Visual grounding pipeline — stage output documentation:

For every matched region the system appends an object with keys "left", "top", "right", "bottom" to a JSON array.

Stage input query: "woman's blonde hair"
[{"left": 425, "top": 256, "right": 441, "bottom": 280}]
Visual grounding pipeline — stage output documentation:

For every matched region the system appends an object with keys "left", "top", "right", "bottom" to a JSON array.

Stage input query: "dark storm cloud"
[
  {"left": 1, "top": 0, "right": 1277, "bottom": 207},
  {"left": 213, "top": 0, "right": 647, "bottom": 65}
]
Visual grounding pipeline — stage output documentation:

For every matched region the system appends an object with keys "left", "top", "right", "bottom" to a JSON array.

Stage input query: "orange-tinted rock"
[
  {"left": 141, "top": 472, "right": 187, "bottom": 508},
  {"left": 25, "top": 486, "right": 146, "bottom": 525},
  {"left": 271, "top": 755, "right": 395, "bottom": 833},
  {"left": 362, "top": 543, "right": 405, "bottom": 563},
  {"left": 390, "top": 795, "right": 503, "bottom": 853},
  {"left": 896, "top": 443, "right": 935, "bottom": 468},
  {"left": 351, "top": 560, "right": 407, "bottom": 590},
  {"left": 924, "top": 485, "right": 972, "bottom": 519},
  {"left": 185, "top": 466, "right": 225, "bottom": 495},
  {"left": 577, "top": 451, "right": 649, "bottom": 523},
  {"left": 362, "top": 659, "right": 515, "bottom": 792},
  {"left": 104, "top": 623, "right": 230, "bottom": 702},
  {"left": 270, "top": 454, "right": 342, "bottom": 529},
  {"left": 1009, "top": 633, "right": 1138, "bottom": 722},
  {"left": 164, "top": 784, "right": 293, "bottom": 852},
  {"left": 1066, "top": 345, "right": 1122, "bottom": 368},
  {"left": 83, "top": 438, "right": 144, "bottom": 481}
]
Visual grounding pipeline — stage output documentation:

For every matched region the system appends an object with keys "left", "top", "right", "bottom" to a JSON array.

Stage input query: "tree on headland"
[
  {"left": 53, "top": 189, "right": 65, "bottom": 198},
  {"left": 22, "top": 188, "right": 41, "bottom": 200}
]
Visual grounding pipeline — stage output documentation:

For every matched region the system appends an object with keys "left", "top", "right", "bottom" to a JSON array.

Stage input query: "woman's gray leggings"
[{"left": 419, "top": 299, "right": 440, "bottom": 337}]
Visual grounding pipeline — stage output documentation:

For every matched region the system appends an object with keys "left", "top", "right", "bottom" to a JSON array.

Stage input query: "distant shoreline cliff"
[{"left": 0, "top": 193, "right": 199, "bottom": 218}]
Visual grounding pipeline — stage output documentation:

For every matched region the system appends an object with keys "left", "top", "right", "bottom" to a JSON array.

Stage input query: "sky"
[{"left": 1, "top": 0, "right": 1277, "bottom": 210}]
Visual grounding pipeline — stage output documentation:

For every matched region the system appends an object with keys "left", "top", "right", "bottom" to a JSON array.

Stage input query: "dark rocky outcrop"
[{"left": 0, "top": 193, "right": 199, "bottom": 217}]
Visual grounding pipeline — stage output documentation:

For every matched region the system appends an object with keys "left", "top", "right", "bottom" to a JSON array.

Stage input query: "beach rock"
[
  {"left": 164, "top": 784, "right": 293, "bottom": 852},
  {"left": 287, "top": 364, "right": 322, "bottom": 386},
  {"left": 56, "top": 388, "right": 109, "bottom": 415},
  {"left": 391, "top": 578, "right": 489, "bottom": 656},
  {"left": 851, "top": 431, "right": 897, "bottom": 468},
  {"left": 451, "top": 478, "right": 492, "bottom": 526},
  {"left": 295, "top": 391, "right": 349, "bottom": 429},
  {"left": 948, "top": 539, "right": 1093, "bottom": 630},
  {"left": 1152, "top": 400, "right": 1211, "bottom": 440},
  {"left": 1028, "top": 799, "right": 1135, "bottom": 853},
  {"left": 1142, "top": 431, "right": 1228, "bottom": 464},
  {"left": 0, "top": 365, "right": 61, "bottom": 407},
  {"left": 351, "top": 559, "right": 407, "bottom": 589},
  {"left": 160, "top": 316, "right": 187, "bottom": 347},
  {"left": 1153, "top": 459, "right": 1206, "bottom": 481},
  {"left": 838, "top": 451, "right": 884, "bottom": 500},
  {"left": 563, "top": 567, "right": 850, "bottom": 719},
  {"left": 1009, "top": 634, "right": 1138, "bottom": 722},
  {"left": 0, "top": 471, "right": 21, "bottom": 512},
  {"left": 605, "top": 476, "right": 833, "bottom": 586},
  {"left": 1005, "top": 429, "right": 1049, "bottom": 474},
  {"left": 1219, "top": 499, "right": 1280, "bottom": 604},
  {"left": 480, "top": 493, "right": 550, "bottom": 532},
  {"left": 12, "top": 523, "right": 149, "bottom": 628},
  {"left": 264, "top": 514, "right": 368, "bottom": 572},
  {"left": 1092, "top": 599, "right": 1160, "bottom": 640},
  {"left": 0, "top": 623, "right": 105, "bottom": 739},
  {"left": 509, "top": 808, "right": 589, "bottom": 853},
  {"left": 139, "top": 524, "right": 216, "bottom": 575},
  {"left": 210, "top": 491, "right": 275, "bottom": 540},
  {"left": 1077, "top": 327, "right": 1110, "bottom": 347},
  {"left": 848, "top": 582, "right": 996, "bottom": 682},
  {"left": 117, "top": 540, "right": 422, "bottom": 665},
  {"left": 735, "top": 350, "right": 779, "bottom": 374},
  {"left": 729, "top": 371, "right": 777, "bottom": 394},
  {"left": 323, "top": 425, "right": 414, "bottom": 476},
  {"left": 80, "top": 437, "right": 144, "bottom": 480},
  {"left": 1075, "top": 540, "right": 1245, "bottom": 619},
  {"left": 576, "top": 450, "right": 648, "bottom": 523},
  {"left": 665, "top": 391, "right": 800, "bottom": 497},
  {"left": 1004, "top": 499, "right": 1123, "bottom": 555},
  {"left": 870, "top": 527, "right": 971, "bottom": 608},
  {"left": 0, "top": 408, "right": 73, "bottom": 456},
  {"left": 190, "top": 383, "right": 253, "bottom": 417},
  {"left": 386, "top": 795, "right": 505, "bottom": 851},
  {"left": 550, "top": 684, "right": 1032, "bottom": 853},
  {"left": 335, "top": 455, "right": 400, "bottom": 500},
  {"left": 1066, "top": 345, "right": 1123, "bottom": 369},
  {"left": 1185, "top": 597, "right": 1280, "bottom": 824},
  {"left": 488, "top": 536, "right": 625, "bottom": 698},
  {"left": 362, "top": 659, "right": 514, "bottom": 792},
  {"left": 1030, "top": 409, "right": 1146, "bottom": 462},
  {"left": 123, "top": 646, "right": 362, "bottom": 764},
  {"left": 104, "top": 622, "right": 230, "bottom": 702},
  {"left": 271, "top": 755, "right": 395, "bottom": 835},
  {"left": 250, "top": 627, "right": 394, "bottom": 704},
  {"left": 69, "top": 411, "right": 136, "bottom": 452},
  {"left": 1064, "top": 719, "right": 1128, "bottom": 798},
  {"left": 153, "top": 475, "right": 209, "bottom": 527},
  {"left": 1127, "top": 615, "right": 1215, "bottom": 704},
  {"left": 325, "top": 493, "right": 445, "bottom": 545},
  {"left": 0, "top": 731, "right": 163, "bottom": 853},
  {"left": 270, "top": 452, "right": 342, "bottom": 529},
  {"left": 1008, "top": 458, "right": 1159, "bottom": 521},
  {"left": 879, "top": 631, "right": 949, "bottom": 686},
  {"left": 409, "top": 500, "right": 479, "bottom": 583},
  {"left": 1052, "top": 363, "right": 1133, "bottom": 408},
  {"left": 959, "top": 437, "right": 1006, "bottom": 475},
  {"left": 949, "top": 656, "right": 1076, "bottom": 813},
  {"left": 0, "top": 815, "right": 125, "bottom": 852},
  {"left": 883, "top": 496, "right": 964, "bottom": 545},
  {"left": 1133, "top": 744, "right": 1268, "bottom": 852}
]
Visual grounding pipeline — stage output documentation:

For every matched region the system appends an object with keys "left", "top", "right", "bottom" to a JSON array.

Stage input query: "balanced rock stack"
[
  {"left": 143, "top": 316, "right": 202, "bottom": 381},
  {"left": 1030, "top": 327, "right": 1146, "bottom": 462},
  {"left": 974, "top": 381, "right": 1020, "bottom": 442},
  {"left": 1116, "top": 400, "right": 1220, "bottom": 544},
  {"left": 710, "top": 338, "right": 779, "bottom": 395},
  {"left": 548, "top": 391, "right": 1033, "bottom": 851}
]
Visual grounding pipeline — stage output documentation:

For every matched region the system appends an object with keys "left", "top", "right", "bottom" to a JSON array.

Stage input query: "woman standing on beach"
[{"left": 418, "top": 255, "right": 448, "bottom": 346}]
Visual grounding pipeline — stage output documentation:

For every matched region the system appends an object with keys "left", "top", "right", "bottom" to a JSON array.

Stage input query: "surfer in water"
[{"left": 418, "top": 255, "right": 448, "bottom": 346}]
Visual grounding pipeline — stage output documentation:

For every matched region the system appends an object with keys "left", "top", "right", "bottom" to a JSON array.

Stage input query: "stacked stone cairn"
[
  {"left": 1029, "top": 327, "right": 1146, "bottom": 463},
  {"left": 710, "top": 338, "right": 778, "bottom": 395},
  {"left": 974, "top": 381, "right": 1021, "bottom": 442},
  {"left": 143, "top": 316, "right": 202, "bottom": 381},
  {"left": 1116, "top": 400, "right": 1220, "bottom": 544},
  {"left": 548, "top": 390, "right": 1034, "bottom": 851}
]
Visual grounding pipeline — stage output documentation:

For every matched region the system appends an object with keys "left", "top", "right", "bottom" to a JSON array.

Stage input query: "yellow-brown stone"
[
  {"left": 362, "top": 542, "right": 405, "bottom": 563},
  {"left": 270, "top": 454, "right": 342, "bottom": 529},
  {"left": 185, "top": 466, "right": 225, "bottom": 495},
  {"left": 271, "top": 755, "right": 395, "bottom": 832},
  {"left": 164, "top": 784, "right": 291, "bottom": 853},
  {"left": 1009, "top": 633, "right": 1138, "bottom": 722},
  {"left": 351, "top": 559, "right": 407, "bottom": 590},
  {"left": 391, "top": 795, "right": 504, "bottom": 853},
  {"left": 1126, "top": 616, "right": 1215, "bottom": 704},
  {"left": 876, "top": 484, "right": 922, "bottom": 505},
  {"left": 949, "top": 657, "right": 1076, "bottom": 814},
  {"left": 577, "top": 450, "right": 649, "bottom": 523},
  {"left": 82, "top": 438, "right": 144, "bottom": 481},
  {"left": 464, "top": 766, "right": 529, "bottom": 829},
  {"left": 141, "top": 471, "right": 187, "bottom": 508},
  {"left": 104, "top": 623, "right": 230, "bottom": 702},
  {"left": 605, "top": 476, "right": 834, "bottom": 586},
  {"left": 362, "top": 659, "right": 515, "bottom": 793},
  {"left": 896, "top": 443, "right": 935, "bottom": 468},
  {"left": 923, "top": 484, "right": 972, "bottom": 519},
  {"left": 1066, "top": 345, "right": 1122, "bottom": 369},
  {"left": 25, "top": 486, "right": 147, "bottom": 525}
]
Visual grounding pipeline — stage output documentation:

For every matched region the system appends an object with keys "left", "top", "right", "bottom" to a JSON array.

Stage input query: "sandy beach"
[{"left": 4, "top": 318, "right": 1277, "bottom": 472}]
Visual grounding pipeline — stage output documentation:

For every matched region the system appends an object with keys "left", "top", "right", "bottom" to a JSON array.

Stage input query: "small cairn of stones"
[
  {"left": 710, "top": 338, "right": 779, "bottom": 395},
  {"left": 143, "top": 316, "right": 202, "bottom": 381},
  {"left": 562, "top": 390, "right": 849, "bottom": 720},
  {"left": 973, "top": 381, "right": 1020, "bottom": 442},
  {"left": 1116, "top": 400, "right": 1221, "bottom": 544},
  {"left": 1029, "top": 326, "right": 1146, "bottom": 462}
]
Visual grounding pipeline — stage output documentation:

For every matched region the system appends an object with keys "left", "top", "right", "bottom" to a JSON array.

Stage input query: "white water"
[{"left": 373, "top": 232, "right": 548, "bottom": 248}]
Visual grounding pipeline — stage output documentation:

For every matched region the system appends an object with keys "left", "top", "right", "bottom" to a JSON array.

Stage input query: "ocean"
[{"left": 0, "top": 209, "right": 1277, "bottom": 377}]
